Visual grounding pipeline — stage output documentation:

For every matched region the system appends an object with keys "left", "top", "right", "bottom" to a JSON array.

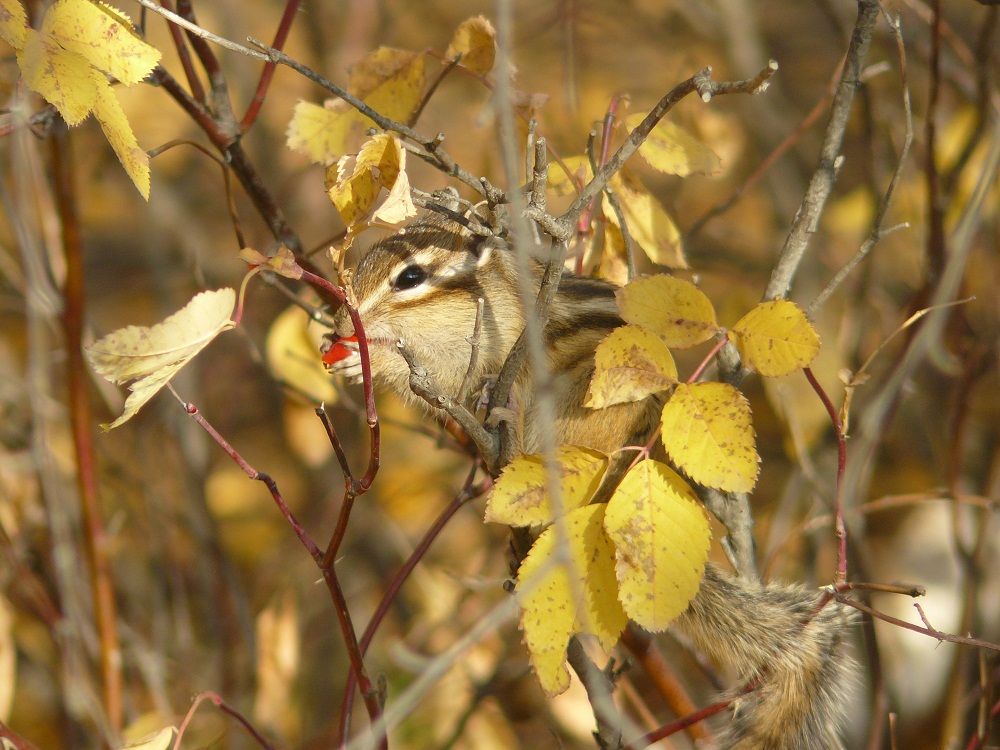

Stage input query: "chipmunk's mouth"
[
  {"left": 321, "top": 334, "right": 398, "bottom": 366},
  {"left": 321, "top": 334, "right": 358, "bottom": 365}
]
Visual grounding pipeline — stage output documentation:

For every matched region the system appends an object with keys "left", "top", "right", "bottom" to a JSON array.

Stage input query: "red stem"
[
  {"left": 803, "top": 366, "right": 848, "bottom": 583},
  {"left": 241, "top": 0, "right": 303, "bottom": 131},
  {"left": 688, "top": 336, "right": 728, "bottom": 383},
  {"left": 338, "top": 469, "right": 483, "bottom": 747},
  {"left": 50, "top": 121, "right": 124, "bottom": 738},
  {"left": 175, "top": 691, "right": 277, "bottom": 750},
  {"left": 184, "top": 403, "right": 321, "bottom": 560}
]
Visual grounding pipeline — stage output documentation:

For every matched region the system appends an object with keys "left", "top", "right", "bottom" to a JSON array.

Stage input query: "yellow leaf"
[
  {"left": 266, "top": 306, "right": 337, "bottom": 404},
  {"left": 287, "top": 100, "right": 366, "bottom": 165},
  {"left": 546, "top": 155, "right": 591, "bottom": 196},
  {"left": 598, "top": 223, "right": 630, "bottom": 287},
  {"left": 86, "top": 289, "right": 237, "bottom": 429},
  {"left": 349, "top": 46, "right": 424, "bottom": 124},
  {"left": 0, "top": 596, "right": 12, "bottom": 720},
  {"left": 326, "top": 157, "right": 381, "bottom": 227},
  {"left": 729, "top": 299, "right": 820, "bottom": 377},
  {"left": 445, "top": 15, "right": 496, "bottom": 75},
  {"left": 603, "top": 460, "right": 710, "bottom": 631},
  {"left": 355, "top": 133, "right": 403, "bottom": 187},
  {"left": 356, "top": 134, "right": 416, "bottom": 225},
  {"left": 608, "top": 173, "right": 687, "bottom": 269},
  {"left": 92, "top": 80, "right": 150, "bottom": 199},
  {"left": 0, "top": 0, "right": 27, "bottom": 50},
  {"left": 485, "top": 446, "right": 608, "bottom": 527},
  {"left": 517, "top": 504, "right": 626, "bottom": 696},
  {"left": 617, "top": 274, "right": 718, "bottom": 348},
  {"left": 627, "top": 113, "right": 722, "bottom": 177},
  {"left": 586, "top": 325, "right": 677, "bottom": 408},
  {"left": 18, "top": 28, "right": 100, "bottom": 125},
  {"left": 119, "top": 727, "right": 177, "bottom": 750},
  {"left": 254, "top": 592, "right": 300, "bottom": 740},
  {"left": 42, "top": 0, "right": 159, "bottom": 85},
  {"left": 660, "top": 382, "right": 759, "bottom": 493},
  {"left": 372, "top": 167, "right": 416, "bottom": 225}
]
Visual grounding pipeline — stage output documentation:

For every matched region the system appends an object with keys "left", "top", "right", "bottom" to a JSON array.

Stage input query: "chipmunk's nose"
[{"left": 320, "top": 334, "right": 358, "bottom": 365}]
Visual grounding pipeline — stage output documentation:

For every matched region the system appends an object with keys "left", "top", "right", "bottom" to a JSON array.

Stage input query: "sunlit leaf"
[
  {"left": 86, "top": 289, "right": 237, "bottom": 429},
  {"left": 586, "top": 325, "right": 677, "bottom": 408},
  {"left": 42, "top": 0, "right": 159, "bottom": 85},
  {"left": 18, "top": 28, "right": 100, "bottom": 125},
  {"left": 729, "top": 299, "right": 820, "bottom": 377},
  {"left": 92, "top": 79, "right": 150, "bottom": 199},
  {"left": 288, "top": 50, "right": 424, "bottom": 165},
  {"left": 485, "top": 446, "right": 608, "bottom": 527},
  {"left": 287, "top": 100, "right": 366, "bottom": 165},
  {"left": 617, "top": 274, "right": 719, "bottom": 348},
  {"left": 445, "top": 15, "right": 496, "bottom": 75},
  {"left": 604, "top": 460, "right": 710, "bottom": 631},
  {"left": 119, "top": 727, "right": 177, "bottom": 750},
  {"left": 608, "top": 173, "right": 687, "bottom": 269},
  {"left": 517, "top": 504, "right": 626, "bottom": 696},
  {"left": 0, "top": 0, "right": 27, "bottom": 49},
  {"left": 628, "top": 113, "right": 722, "bottom": 177},
  {"left": 325, "top": 134, "right": 416, "bottom": 227},
  {"left": 326, "top": 155, "right": 381, "bottom": 227},
  {"left": 660, "top": 382, "right": 759, "bottom": 493}
]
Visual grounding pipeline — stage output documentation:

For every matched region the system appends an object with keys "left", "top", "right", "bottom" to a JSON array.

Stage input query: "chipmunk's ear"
[{"left": 467, "top": 234, "right": 506, "bottom": 266}]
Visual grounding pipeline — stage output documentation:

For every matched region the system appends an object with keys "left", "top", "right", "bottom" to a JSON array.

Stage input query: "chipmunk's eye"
[{"left": 394, "top": 264, "right": 427, "bottom": 291}]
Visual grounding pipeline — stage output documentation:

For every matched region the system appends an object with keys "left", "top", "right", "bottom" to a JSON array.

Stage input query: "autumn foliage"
[{"left": 1, "top": 1, "right": 999, "bottom": 750}]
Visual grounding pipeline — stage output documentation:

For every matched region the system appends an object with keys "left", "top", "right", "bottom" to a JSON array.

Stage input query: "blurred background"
[{"left": 1, "top": 0, "right": 998, "bottom": 748}]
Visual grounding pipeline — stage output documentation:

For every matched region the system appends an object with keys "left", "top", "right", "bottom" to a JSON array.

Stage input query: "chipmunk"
[{"left": 324, "top": 212, "right": 854, "bottom": 749}]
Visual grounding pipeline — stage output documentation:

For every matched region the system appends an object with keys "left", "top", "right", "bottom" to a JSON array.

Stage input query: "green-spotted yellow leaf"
[
  {"left": 627, "top": 113, "right": 722, "bottom": 177},
  {"left": 729, "top": 300, "right": 820, "bottom": 377},
  {"left": 586, "top": 325, "right": 677, "bottom": 408},
  {"left": 485, "top": 446, "right": 608, "bottom": 527},
  {"left": 603, "top": 460, "right": 710, "bottom": 631},
  {"left": 445, "top": 15, "right": 496, "bottom": 75},
  {"left": 616, "top": 275, "right": 719, "bottom": 349},
  {"left": 660, "top": 382, "right": 759, "bottom": 493},
  {"left": 517, "top": 504, "right": 626, "bottom": 696},
  {"left": 86, "top": 289, "right": 237, "bottom": 430}
]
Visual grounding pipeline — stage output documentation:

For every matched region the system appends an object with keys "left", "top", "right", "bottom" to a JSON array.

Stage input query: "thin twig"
[
  {"left": 810, "top": 12, "right": 914, "bottom": 313},
  {"left": 764, "top": 0, "right": 881, "bottom": 300},
  {"left": 133, "top": 0, "right": 270, "bottom": 60},
  {"left": 837, "top": 596, "right": 1000, "bottom": 652},
  {"left": 397, "top": 341, "right": 499, "bottom": 469},
  {"left": 247, "top": 39, "right": 499, "bottom": 201},
  {"left": 562, "top": 62, "right": 779, "bottom": 239},
  {"left": 456, "top": 298, "right": 486, "bottom": 404}
]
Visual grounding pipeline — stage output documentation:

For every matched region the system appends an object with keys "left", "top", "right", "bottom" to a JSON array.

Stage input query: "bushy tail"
[{"left": 675, "top": 564, "right": 855, "bottom": 749}]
